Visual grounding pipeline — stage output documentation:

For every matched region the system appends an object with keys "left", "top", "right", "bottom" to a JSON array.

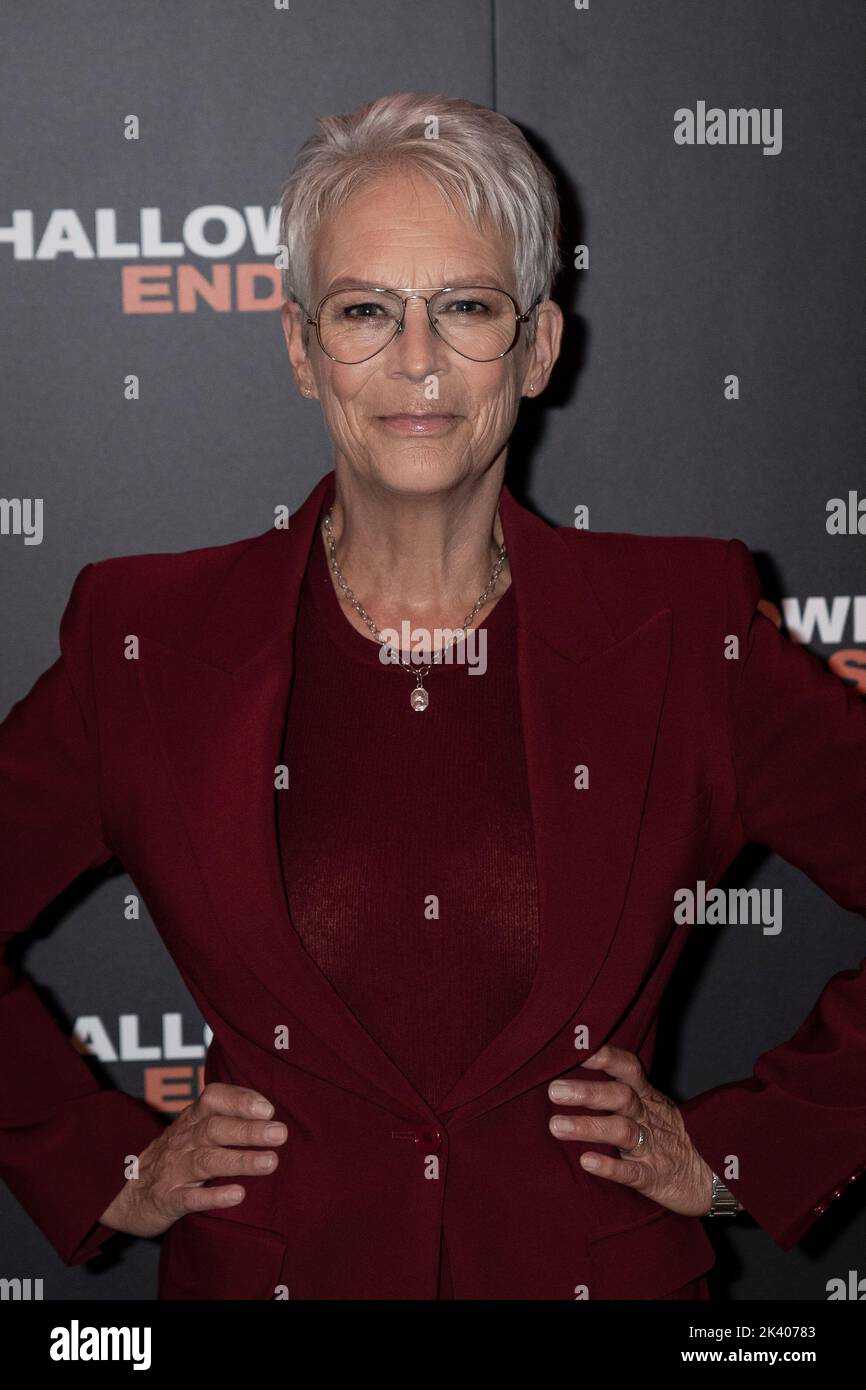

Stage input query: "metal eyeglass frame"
[{"left": 298, "top": 284, "right": 543, "bottom": 364}]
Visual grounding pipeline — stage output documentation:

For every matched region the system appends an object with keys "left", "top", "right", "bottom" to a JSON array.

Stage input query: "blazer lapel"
[
  {"left": 438, "top": 490, "right": 673, "bottom": 1120},
  {"left": 136, "top": 471, "right": 431, "bottom": 1119},
  {"left": 135, "top": 469, "right": 672, "bottom": 1127}
]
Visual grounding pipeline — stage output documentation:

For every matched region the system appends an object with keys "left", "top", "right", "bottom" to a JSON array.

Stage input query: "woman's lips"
[{"left": 379, "top": 414, "right": 459, "bottom": 434}]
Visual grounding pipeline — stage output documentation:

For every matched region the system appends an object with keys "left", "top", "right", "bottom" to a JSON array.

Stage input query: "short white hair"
[{"left": 278, "top": 91, "right": 563, "bottom": 348}]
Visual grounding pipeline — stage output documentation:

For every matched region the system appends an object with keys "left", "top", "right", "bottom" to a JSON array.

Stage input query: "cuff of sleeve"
[
  {"left": 0, "top": 1090, "right": 166, "bottom": 1267},
  {"left": 678, "top": 1082, "right": 865, "bottom": 1251}
]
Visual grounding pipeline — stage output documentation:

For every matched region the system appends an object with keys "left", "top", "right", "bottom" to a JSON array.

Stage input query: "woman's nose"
[{"left": 392, "top": 296, "right": 444, "bottom": 373}]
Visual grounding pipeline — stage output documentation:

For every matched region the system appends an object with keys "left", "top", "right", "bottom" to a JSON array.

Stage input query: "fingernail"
[
  {"left": 264, "top": 1123, "right": 287, "bottom": 1141},
  {"left": 581, "top": 1155, "right": 600, "bottom": 1169},
  {"left": 225, "top": 1187, "right": 244, "bottom": 1201},
  {"left": 251, "top": 1099, "right": 273, "bottom": 1118},
  {"left": 549, "top": 1083, "right": 571, "bottom": 1101}
]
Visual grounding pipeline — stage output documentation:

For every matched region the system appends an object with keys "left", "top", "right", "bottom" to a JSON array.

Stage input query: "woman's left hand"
[{"left": 548, "top": 1043, "right": 714, "bottom": 1217}]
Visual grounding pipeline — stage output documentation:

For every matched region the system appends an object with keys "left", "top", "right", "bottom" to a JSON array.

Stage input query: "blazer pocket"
[
  {"left": 158, "top": 1211, "right": 288, "bottom": 1300},
  {"left": 560, "top": 1127, "right": 691, "bottom": 1247},
  {"left": 567, "top": 1144, "right": 674, "bottom": 1245},
  {"left": 587, "top": 1204, "right": 716, "bottom": 1299},
  {"left": 637, "top": 782, "right": 713, "bottom": 850},
  {"left": 585, "top": 1178, "right": 671, "bottom": 1243}
]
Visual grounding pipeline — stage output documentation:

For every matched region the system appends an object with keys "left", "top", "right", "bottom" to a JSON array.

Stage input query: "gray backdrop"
[{"left": 1, "top": 0, "right": 864, "bottom": 1300}]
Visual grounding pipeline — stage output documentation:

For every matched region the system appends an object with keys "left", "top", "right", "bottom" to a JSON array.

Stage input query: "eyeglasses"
[{"left": 298, "top": 285, "right": 542, "bottom": 364}]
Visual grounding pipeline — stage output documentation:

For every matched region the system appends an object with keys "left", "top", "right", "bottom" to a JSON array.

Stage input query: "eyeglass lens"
[{"left": 317, "top": 288, "right": 517, "bottom": 362}]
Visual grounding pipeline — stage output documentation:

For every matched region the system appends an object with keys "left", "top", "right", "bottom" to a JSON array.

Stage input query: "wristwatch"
[{"left": 706, "top": 1170, "right": 742, "bottom": 1217}]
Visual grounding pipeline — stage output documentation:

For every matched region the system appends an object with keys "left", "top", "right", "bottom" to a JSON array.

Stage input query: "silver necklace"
[{"left": 321, "top": 507, "right": 508, "bottom": 712}]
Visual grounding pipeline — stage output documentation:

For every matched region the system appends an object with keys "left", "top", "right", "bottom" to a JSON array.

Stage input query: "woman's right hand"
[{"left": 98, "top": 1083, "right": 288, "bottom": 1238}]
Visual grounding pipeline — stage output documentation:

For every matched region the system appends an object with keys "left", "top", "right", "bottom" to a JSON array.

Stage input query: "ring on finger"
[{"left": 619, "top": 1122, "right": 649, "bottom": 1157}]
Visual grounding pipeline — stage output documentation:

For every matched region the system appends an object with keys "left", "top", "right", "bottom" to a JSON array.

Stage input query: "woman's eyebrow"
[
  {"left": 324, "top": 277, "right": 382, "bottom": 291},
  {"left": 323, "top": 276, "right": 505, "bottom": 292}
]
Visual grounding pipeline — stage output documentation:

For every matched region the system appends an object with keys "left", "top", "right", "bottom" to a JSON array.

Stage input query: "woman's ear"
[
  {"left": 281, "top": 301, "right": 317, "bottom": 399},
  {"left": 523, "top": 300, "right": 564, "bottom": 397}
]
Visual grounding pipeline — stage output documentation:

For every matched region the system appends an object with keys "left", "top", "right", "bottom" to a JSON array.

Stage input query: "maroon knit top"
[{"left": 276, "top": 487, "right": 540, "bottom": 1296}]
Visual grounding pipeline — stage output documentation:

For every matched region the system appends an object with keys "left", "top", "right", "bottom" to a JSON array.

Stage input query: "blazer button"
[{"left": 414, "top": 1124, "right": 443, "bottom": 1151}]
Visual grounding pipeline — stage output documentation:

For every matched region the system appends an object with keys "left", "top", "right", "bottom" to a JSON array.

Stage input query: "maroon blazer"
[{"left": 2, "top": 468, "right": 866, "bottom": 1299}]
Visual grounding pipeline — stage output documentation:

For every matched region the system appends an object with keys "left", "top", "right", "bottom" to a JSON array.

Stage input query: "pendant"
[{"left": 410, "top": 681, "right": 429, "bottom": 712}]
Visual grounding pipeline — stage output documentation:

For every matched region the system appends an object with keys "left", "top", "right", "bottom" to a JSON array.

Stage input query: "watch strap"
[{"left": 707, "top": 1170, "right": 741, "bottom": 1217}]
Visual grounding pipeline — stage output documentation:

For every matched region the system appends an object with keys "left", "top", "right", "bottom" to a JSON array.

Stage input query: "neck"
[{"left": 321, "top": 469, "right": 510, "bottom": 630}]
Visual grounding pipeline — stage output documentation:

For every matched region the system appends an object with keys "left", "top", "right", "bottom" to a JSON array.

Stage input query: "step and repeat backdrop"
[{"left": 1, "top": 1, "right": 864, "bottom": 1300}]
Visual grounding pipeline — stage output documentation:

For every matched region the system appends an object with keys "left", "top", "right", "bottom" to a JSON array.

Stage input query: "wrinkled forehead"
[{"left": 309, "top": 171, "right": 517, "bottom": 300}]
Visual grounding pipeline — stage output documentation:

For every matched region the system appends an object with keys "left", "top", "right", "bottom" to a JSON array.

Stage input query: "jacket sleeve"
[
  {"left": 678, "top": 537, "right": 866, "bottom": 1250},
  {"left": 0, "top": 562, "right": 165, "bottom": 1266}
]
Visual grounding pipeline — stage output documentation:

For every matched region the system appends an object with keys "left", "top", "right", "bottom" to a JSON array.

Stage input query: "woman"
[{"left": 2, "top": 92, "right": 865, "bottom": 1301}]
